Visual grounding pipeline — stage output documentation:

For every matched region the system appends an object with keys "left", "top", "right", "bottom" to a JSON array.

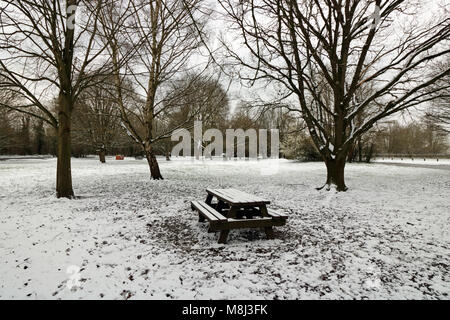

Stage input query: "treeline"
[
  {"left": 282, "top": 117, "right": 449, "bottom": 162},
  {"left": 372, "top": 119, "right": 448, "bottom": 156},
  {"left": 0, "top": 73, "right": 230, "bottom": 158},
  {"left": 0, "top": 94, "right": 303, "bottom": 159},
  {"left": 0, "top": 111, "right": 55, "bottom": 155},
  {"left": 2, "top": 96, "right": 448, "bottom": 162},
  {"left": 0, "top": 111, "right": 140, "bottom": 157}
]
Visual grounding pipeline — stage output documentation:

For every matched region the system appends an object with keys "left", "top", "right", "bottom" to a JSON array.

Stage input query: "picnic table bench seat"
[
  {"left": 191, "top": 200, "right": 227, "bottom": 225},
  {"left": 267, "top": 208, "right": 288, "bottom": 220}
]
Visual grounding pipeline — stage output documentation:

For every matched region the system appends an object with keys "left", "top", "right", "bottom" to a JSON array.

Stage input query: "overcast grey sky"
[{"left": 1, "top": 0, "right": 448, "bottom": 121}]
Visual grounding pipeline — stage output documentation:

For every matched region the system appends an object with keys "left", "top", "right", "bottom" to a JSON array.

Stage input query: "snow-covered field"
[{"left": 0, "top": 157, "right": 449, "bottom": 300}]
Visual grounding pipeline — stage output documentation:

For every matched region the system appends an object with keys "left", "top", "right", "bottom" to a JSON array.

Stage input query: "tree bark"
[
  {"left": 56, "top": 95, "right": 74, "bottom": 198},
  {"left": 358, "top": 137, "right": 363, "bottom": 162},
  {"left": 323, "top": 158, "right": 347, "bottom": 191},
  {"left": 347, "top": 143, "right": 355, "bottom": 163},
  {"left": 145, "top": 145, "right": 163, "bottom": 180},
  {"left": 365, "top": 143, "right": 374, "bottom": 163},
  {"left": 99, "top": 149, "right": 106, "bottom": 163}
]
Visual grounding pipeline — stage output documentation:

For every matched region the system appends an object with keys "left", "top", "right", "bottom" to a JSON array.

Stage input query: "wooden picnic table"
[{"left": 191, "top": 188, "right": 288, "bottom": 244}]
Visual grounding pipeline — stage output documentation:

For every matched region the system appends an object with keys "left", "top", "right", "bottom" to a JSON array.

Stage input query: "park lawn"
[{"left": 0, "top": 157, "right": 449, "bottom": 299}]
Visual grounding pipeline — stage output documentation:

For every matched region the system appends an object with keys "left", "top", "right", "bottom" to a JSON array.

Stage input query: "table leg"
[
  {"left": 207, "top": 226, "right": 216, "bottom": 233},
  {"left": 259, "top": 205, "right": 269, "bottom": 217},
  {"left": 246, "top": 207, "right": 260, "bottom": 218},
  {"left": 228, "top": 206, "right": 238, "bottom": 219},
  {"left": 264, "top": 227, "right": 274, "bottom": 239},
  {"left": 205, "top": 194, "right": 213, "bottom": 205},
  {"left": 216, "top": 200, "right": 225, "bottom": 214},
  {"left": 218, "top": 229, "right": 230, "bottom": 244}
]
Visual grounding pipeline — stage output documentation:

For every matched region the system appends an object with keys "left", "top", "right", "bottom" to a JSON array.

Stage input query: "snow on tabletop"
[{"left": 0, "top": 158, "right": 449, "bottom": 299}]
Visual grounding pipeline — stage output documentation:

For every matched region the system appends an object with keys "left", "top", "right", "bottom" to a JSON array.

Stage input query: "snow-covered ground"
[{"left": 0, "top": 157, "right": 449, "bottom": 299}]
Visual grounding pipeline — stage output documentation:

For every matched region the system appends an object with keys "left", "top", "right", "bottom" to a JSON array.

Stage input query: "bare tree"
[
  {"left": 155, "top": 74, "right": 230, "bottom": 159},
  {"left": 426, "top": 59, "right": 450, "bottom": 133},
  {"left": 161, "top": 74, "right": 229, "bottom": 131},
  {"left": 0, "top": 81, "right": 16, "bottom": 152},
  {"left": 0, "top": 110, "right": 14, "bottom": 153},
  {"left": 100, "top": 0, "right": 214, "bottom": 179},
  {"left": 0, "top": 0, "right": 126, "bottom": 197},
  {"left": 219, "top": 0, "right": 450, "bottom": 190},
  {"left": 72, "top": 76, "right": 124, "bottom": 162}
]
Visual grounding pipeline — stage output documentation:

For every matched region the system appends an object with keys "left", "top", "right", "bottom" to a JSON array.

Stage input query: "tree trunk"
[
  {"left": 99, "top": 149, "right": 106, "bottom": 163},
  {"left": 56, "top": 97, "right": 74, "bottom": 198},
  {"left": 323, "top": 158, "right": 347, "bottom": 191},
  {"left": 145, "top": 145, "right": 163, "bottom": 180},
  {"left": 347, "top": 143, "right": 355, "bottom": 163},
  {"left": 358, "top": 137, "right": 363, "bottom": 162},
  {"left": 35, "top": 120, "right": 45, "bottom": 155},
  {"left": 365, "top": 143, "right": 374, "bottom": 163}
]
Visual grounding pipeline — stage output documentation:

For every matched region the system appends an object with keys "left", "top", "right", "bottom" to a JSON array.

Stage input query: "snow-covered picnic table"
[{"left": 191, "top": 188, "right": 288, "bottom": 243}]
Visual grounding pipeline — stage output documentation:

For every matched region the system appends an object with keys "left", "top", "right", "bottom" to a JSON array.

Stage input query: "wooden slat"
[
  {"left": 206, "top": 188, "right": 237, "bottom": 204},
  {"left": 206, "top": 188, "right": 270, "bottom": 206},
  {"left": 267, "top": 208, "right": 280, "bottom": 217},
  {"left": 198, "top": 201, "right": 227, "bottom": 222},
  {"left": 191, "top": 201, "right": 227, "bottom": 222},
  {"left": 229, "top": 188, "right": 270, "bottom": 204},
  {"left": 224, "top": 189, "right": 250, "bottom": 203},
  {"left": 217, "top": 189, "right": 240, "bottom": 201},
  {"left": 267, "top": 208, "right": 288, "bottom": 219},
  {"left": 228, "top": 188, "right": 268, "bottom": 203},
  {"left": 216, "top": 189, "right": 240, "bottom": 203},
  {"left": 191, "top": 201, "right": 218, "bottom": 221}
]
